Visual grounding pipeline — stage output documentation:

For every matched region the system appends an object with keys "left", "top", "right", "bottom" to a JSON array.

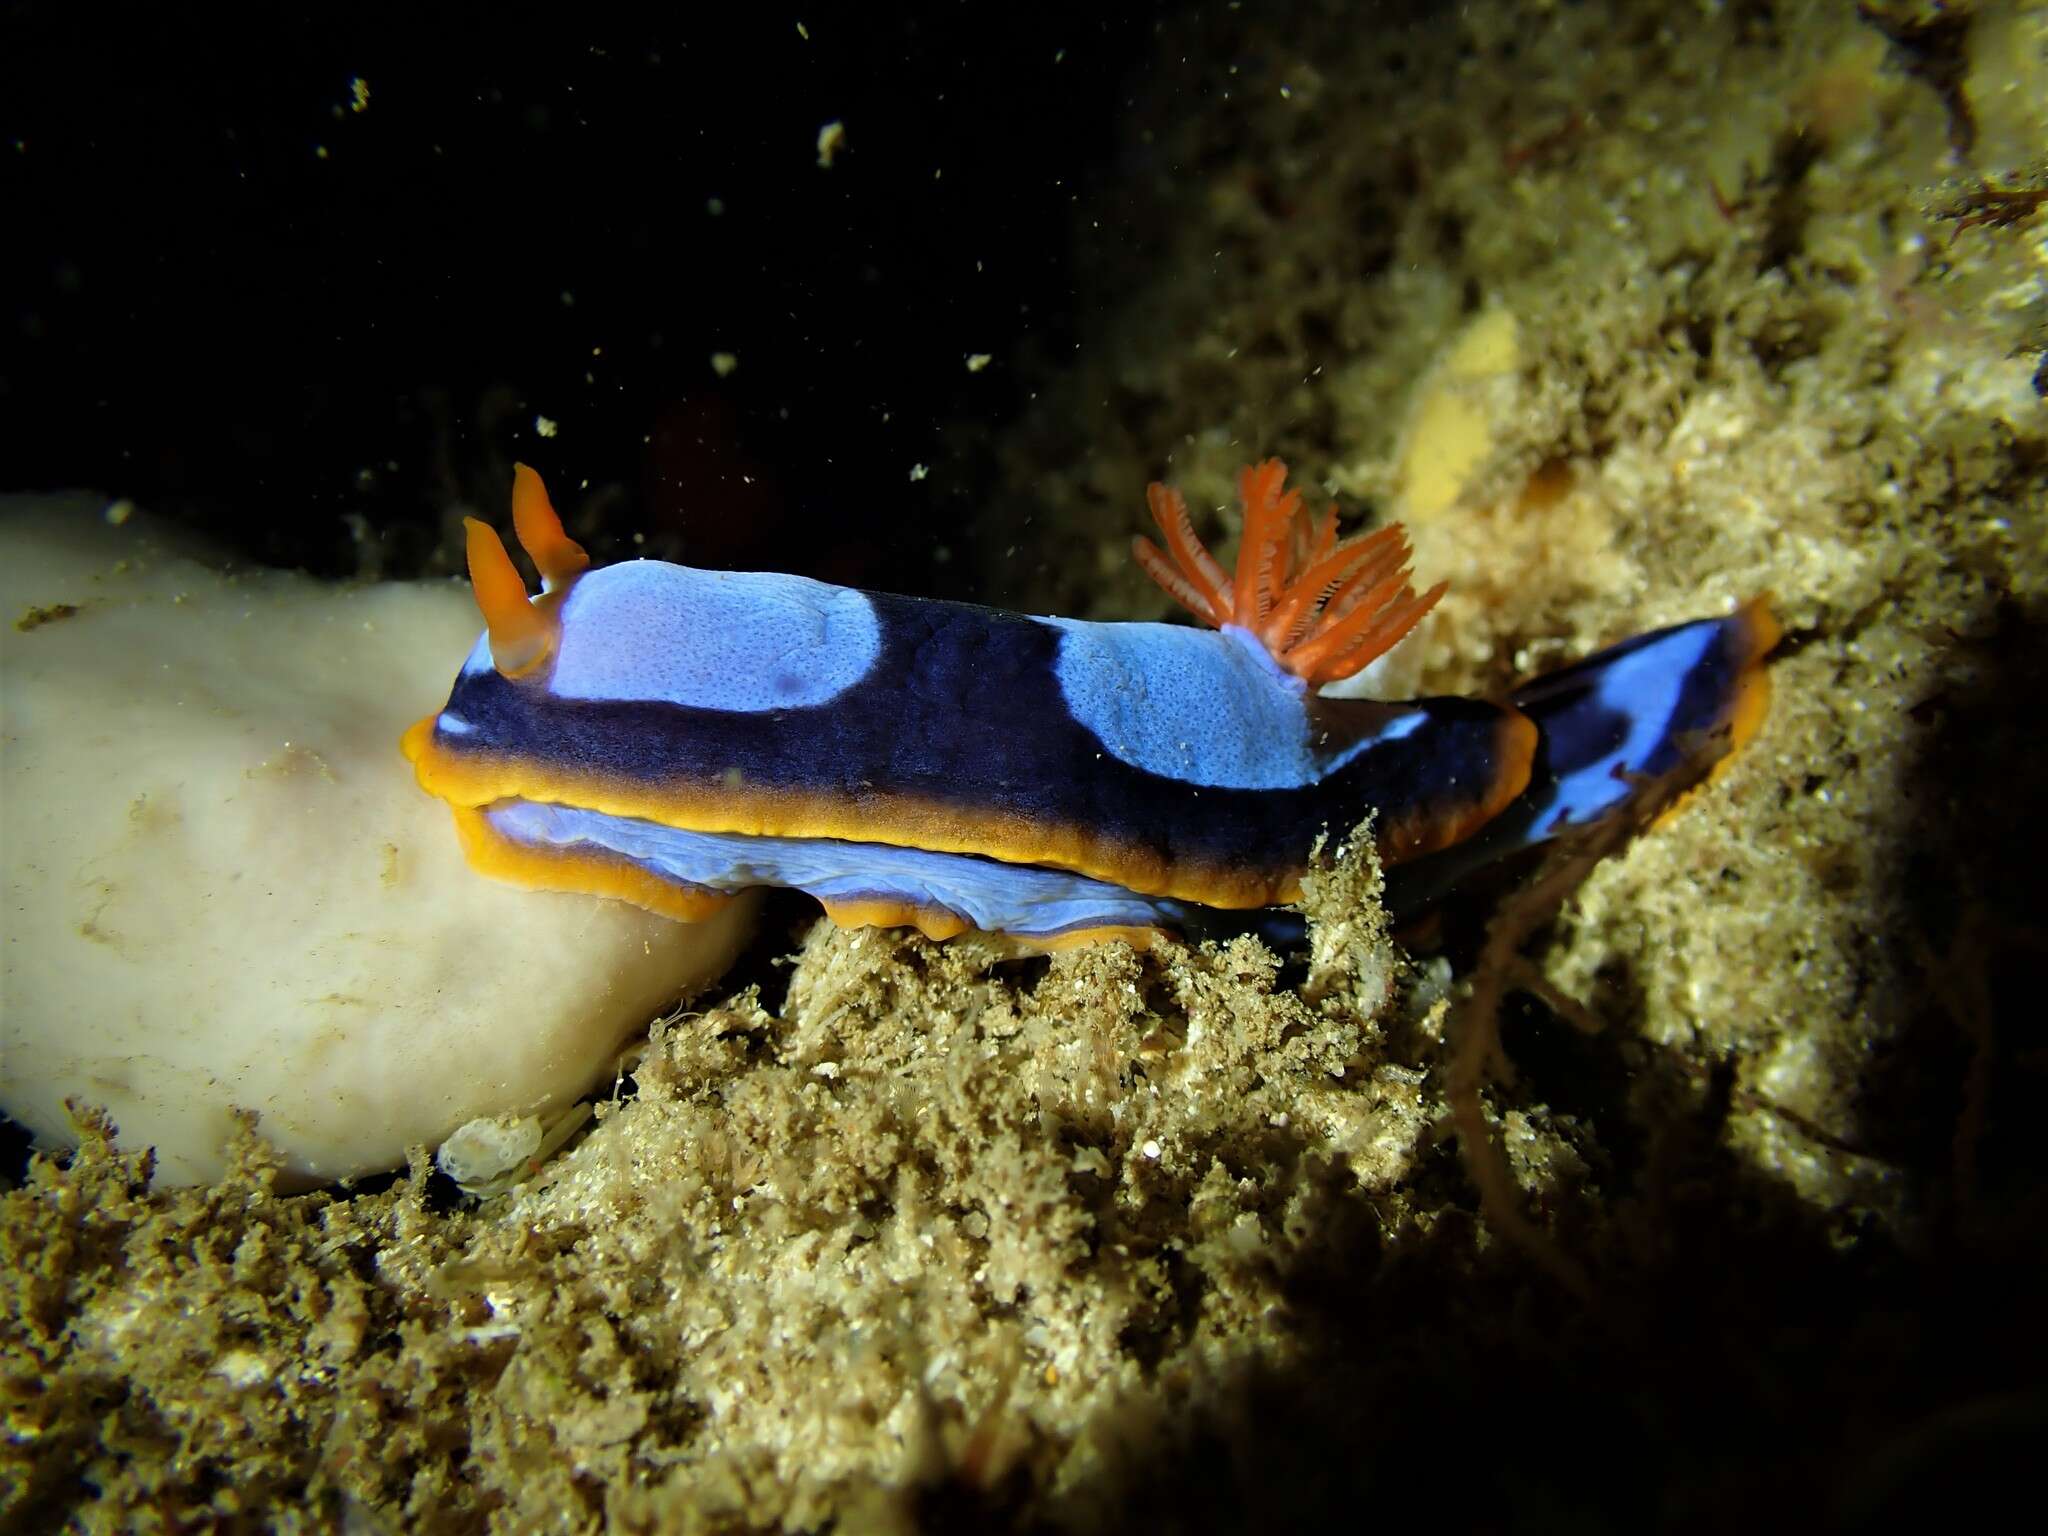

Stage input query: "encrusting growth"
[{"left": 1134, "top": 458, "right": 1447, "bottom": 685}]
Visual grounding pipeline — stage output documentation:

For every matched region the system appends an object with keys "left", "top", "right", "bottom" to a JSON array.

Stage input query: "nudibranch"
[{"left": 404, "top": 462, "right": 1776, "bottom": 945}]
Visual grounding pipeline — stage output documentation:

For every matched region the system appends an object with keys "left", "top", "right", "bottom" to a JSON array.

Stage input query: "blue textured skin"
[
  {"left": 456, "top": 562, "right": 882, "bottom": 712},
  {"left": 549, "top": 563, "right": 882, "bottom": 711},
  {"left": 487, "top": 800, "right": 1193, "bottom": 939},
  {"left": 451, "top": 567, "right": 1434, "bottom": 792},
  {"left": 1048, "top": 618, "right": 1425, "bottom": 787}
]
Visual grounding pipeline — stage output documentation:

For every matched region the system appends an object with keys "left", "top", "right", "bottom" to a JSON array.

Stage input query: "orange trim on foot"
[
  {"left": 447, "top": 801, "right": 733, "bottom": 923},
  {"left": 818, "top": 897, "right": 972, "bottom": 942}
]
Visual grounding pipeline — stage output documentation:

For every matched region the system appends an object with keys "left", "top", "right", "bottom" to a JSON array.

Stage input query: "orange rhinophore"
[{"left": 464, "top": 463, "right": 592, "bottom": 678}]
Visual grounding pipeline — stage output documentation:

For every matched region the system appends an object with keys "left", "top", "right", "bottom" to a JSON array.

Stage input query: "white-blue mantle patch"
[{"left": 486, "top": 561, "right": 883, "bottom": 712}]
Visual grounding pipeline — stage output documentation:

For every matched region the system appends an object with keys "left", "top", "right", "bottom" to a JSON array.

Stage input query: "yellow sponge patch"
[{"left": 1393, "top": 307, "right": 1522, "bottom": 520}]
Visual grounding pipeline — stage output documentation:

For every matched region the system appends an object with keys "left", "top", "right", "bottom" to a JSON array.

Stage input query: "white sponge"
[{"left": 1, "top": 497, "right": 754, "bottom": 1185}]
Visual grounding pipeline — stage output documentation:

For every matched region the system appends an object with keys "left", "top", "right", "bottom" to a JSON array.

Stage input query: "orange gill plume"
[{"left": 1133, "top": 458, "right": 1446, "bottom": 686}]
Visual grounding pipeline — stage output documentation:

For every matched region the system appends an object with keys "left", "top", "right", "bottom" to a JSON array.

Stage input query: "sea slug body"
[{"left": 405, "top": 462, "right": 1776, "bottom": 944}]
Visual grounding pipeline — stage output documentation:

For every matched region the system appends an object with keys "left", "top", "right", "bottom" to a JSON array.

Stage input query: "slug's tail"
[{"left": 1382, "top": 598, "right": 1780, "bottom": 917}]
